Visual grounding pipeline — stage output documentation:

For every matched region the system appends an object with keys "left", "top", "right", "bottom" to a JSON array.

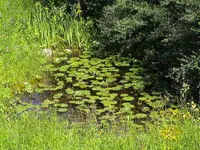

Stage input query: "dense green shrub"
[{"left": 94, "top": 0, "right": 200, "bottom": 102}]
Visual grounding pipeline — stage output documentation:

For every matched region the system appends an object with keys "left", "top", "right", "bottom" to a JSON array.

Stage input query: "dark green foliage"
[
  {"left": 94, "top": 1, "right": 167, "bottom": 58},
  {"left": 80, "top": 0, "right": 115, "bottom": 18},
  {"left": 41, "top": 0, "right": 115, "bottom": 18},
  {"left": 94, "top": 0, "right": 200, "bottom": 102}
]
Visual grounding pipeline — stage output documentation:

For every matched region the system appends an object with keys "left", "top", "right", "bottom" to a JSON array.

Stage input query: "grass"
[
  {"left": 0, "top": 1, "right": 199, "bottom": 150},
  {"left": 31, "top": 2, "right": 90, "bottom": 48},
  {"left": 0, "top": 0, "right": 45, "bottom": 100},
  {"left": 0, "top": 110, "right": 199, "bottom": 150},
  {"left": 0, "top": 0, "right": 90, "bottom": 101}
]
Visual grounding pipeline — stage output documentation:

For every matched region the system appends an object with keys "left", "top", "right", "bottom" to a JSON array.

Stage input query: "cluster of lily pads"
[{"left": 36, "top": 50, "right": 164, "bottom": 123}]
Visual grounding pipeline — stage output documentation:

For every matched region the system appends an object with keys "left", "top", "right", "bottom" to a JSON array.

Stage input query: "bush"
[{"left": 94, "top": 0, "right": 200, "bottom": 102}]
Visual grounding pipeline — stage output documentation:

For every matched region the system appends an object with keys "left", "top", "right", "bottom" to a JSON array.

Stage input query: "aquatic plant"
[{"left": 35, "top": 51, "right": 165, "bottom": 125}]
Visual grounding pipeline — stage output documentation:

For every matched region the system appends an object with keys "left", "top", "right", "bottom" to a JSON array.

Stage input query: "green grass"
[
  {"left": 0, "top": 0, "right": 45, "bottom": 100},
  {"left": 0, "top": 1, "right": 199, "bottom": 150},
  {"left": 0, "top": 0, "right": 90, "bottom": 101},
  {"left": 0, "top": 111, "right": 199, "bottom": 150}
]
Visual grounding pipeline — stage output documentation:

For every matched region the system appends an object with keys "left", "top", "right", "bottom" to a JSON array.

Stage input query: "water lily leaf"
[
  {"left": 87, "top": 99, "right": 96, "bottom": 104},
  {"left": 96, "top": 77, "right": 104, "bottom": 80},
  {"left": 48, "top": 87, "right": 58, "bottom": 91},
  {"left": 74, "top": 90, "right": 90, "bottom": 96},
  {"left": 96, "top": 91, "right": 110, "bottom": 97},
  {"left": 121, "top": 94, "right": 129, "bottom": 97},
  {"left": 129, "top": 67, "right": 137, "bottom": 71},
  {"left": 54, "top": 73, "right": 65, "bottom": 77},
  {"left": 53, "top": 58, "right": 62, "bottom": 64},
  {"left": 139, "top": 97, "right": 147, "bottom": 101},
  {"left": 106, "top": 78, "right": 117, "bottom": 83},
  {"left": 135, "top": 113, "right": 147, "bottom": 119},
  {"left": 124, "top": 76, "right": 131, "bottom": 81},
  {"left": 80, "top": 54, "right": 91, "bottom": 59},
  {"left": 148, "top": 101, "right": 164, "bottom": 108},
  {"left": 114, "top": 74, "right": 120, "bottom": 78},
  {"left": 73, "top": 82, "right": 88, "bottom": 89},
  {"left": 124, "top": 83, "right": 132, "bottom": 89},
  {"left": 91, "top": 80, "right": 100, "bottom": 85},
  {"left": 142, "top": 107, "right": 150, "bottom": 112},
  {"left": 69, "top": 101, "right": 77, "bottom": 104},
  {"left": 53, "top": 93, "right": 63, "bottom": 99},
  {"left": 35, "top": 88, "right": 44, "bottom": 93},
  {"left": 42, "top": 99, "right": 55, "bottom": 107},
  {"left": 70, "top": 63, "right": 80, "bottom": 68},
  {"left": 111, "top": 85, "right": 123, "bottom": 91},
  {"left": 97, "top": 109, "right": 106, "bottom": 113},
  {"left": 59, "top": 103, "right": 68, "bottom": 108},
  {"left": 66, "top": 88, "right": 74, "bottom": 95},
  {"left": 92, "top": 87, "right": 102, "bottom": 91},
  {"left": 120, "top": 80, "right": 128, "bottom": 84},
  {"left": 100, "top": 82, "right": 109, "bottom": 87},
  {"left": 140, "top": 92, "right": 149, "bottom": 96},
  {"left": 110, "top": 93, "right": 118, "bottom": 98},
  {"left": 122, "top": 96, "right": 134, "bottom": 101},
  {"left": 74, "top": 101, "right": 85, "bottom": 105},
  {"left": 54, "top": 86, "right": 62, "bottom": 90},
  {"left": 57, "top": 81, "right": 64, "bottom": 85},
  {"left": 68, "top": 72, "right": 76, "bottom": 77},
  {"left": 65, "top": 77, "right": 73, "bottom": 83},
  {"left": 149, "top": 96, "right": 160, "bottom": 100},
  {"left": 114, "top": 61, "right": 130, "bottom": 67},
  {"left": 122, "top": 103, "right": 134, "bottom": 108},
  {"left": 59, "top": 65, "right": 69, "bottom": 72},
  {"left": 89, "top": 96, "right": 99, "bottom": 100},
  {"left": 150, "top": 111, "right": 160, "bottom": 119},
  {"left": 70, "top": 57, "right": 80, "bottom": 61},
  {"left": 77, "top": 68, "right": 87, "bottom": 72},
  {"left": 82, "top": 64, "right": 91, "bottom": 68},
  {"left": 59, "top": 57, "right": 68, "bottom": 61}
]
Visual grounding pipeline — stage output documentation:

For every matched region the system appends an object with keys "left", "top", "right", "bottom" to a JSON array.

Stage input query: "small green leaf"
[
  {"left": 135, "top": 113, "right": 147, "bottom": 119},
  {"left": 122, "top": 96, "right": 134, "bottom": 101}
]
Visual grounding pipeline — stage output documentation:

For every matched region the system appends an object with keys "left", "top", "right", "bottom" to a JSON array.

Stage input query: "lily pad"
[
  {"left": 66, "top": 88, "right": 74, "bottom": 95},
  {"left": 135, "top": 113, "right": 147, "bottom": 119},
  {"left": 122, "top": 96, "right": 134, "bottom": 101},
  {"left": 53, "top": 93, "right": 63, "bottom": 99}
]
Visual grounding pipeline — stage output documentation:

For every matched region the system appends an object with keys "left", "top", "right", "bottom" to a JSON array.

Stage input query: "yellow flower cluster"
[
  {"left": 182, "top": 112, "right": 191, "bottom": 119},
  {"left": 160, "top": 126, "right": 181, "bottom": 140}
]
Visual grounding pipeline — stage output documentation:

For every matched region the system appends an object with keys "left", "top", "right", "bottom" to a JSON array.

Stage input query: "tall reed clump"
[{"left": 30, "top": 2, "right": 90, "bottom": 49}]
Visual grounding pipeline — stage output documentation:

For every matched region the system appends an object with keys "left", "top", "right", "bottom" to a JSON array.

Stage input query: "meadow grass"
[
  {"left": 0, "top": 0, "right": 45, "bottom": 100},
  {"left": 0, "top": 111, "right": 199, "bottom": 150},
  {"left": 0, "top": 1, "right": 199, "bottom": 150},
  {"left": 0, "top": 0, "right": 89, "bottom": 101}
]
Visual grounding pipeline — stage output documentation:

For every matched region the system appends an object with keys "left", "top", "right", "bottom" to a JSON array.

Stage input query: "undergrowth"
[
  {"left": 0, "top": 0, "right": 45, "bottom": 100},
  {"left": 0, "top": 109, "right": 199, "bottom": 150},
  {"left": 0, "top": 0, "right": 90, "bottom": 102}
]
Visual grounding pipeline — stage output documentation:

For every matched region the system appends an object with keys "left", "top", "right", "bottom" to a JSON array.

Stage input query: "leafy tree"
[{"left": 94, "top": 0, "right": 200, "bottom": 102}]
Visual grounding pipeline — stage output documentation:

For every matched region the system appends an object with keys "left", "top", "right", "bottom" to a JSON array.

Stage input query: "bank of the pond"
[{"left": 0, "top": 112, "right": 199, "bottom": 150}]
